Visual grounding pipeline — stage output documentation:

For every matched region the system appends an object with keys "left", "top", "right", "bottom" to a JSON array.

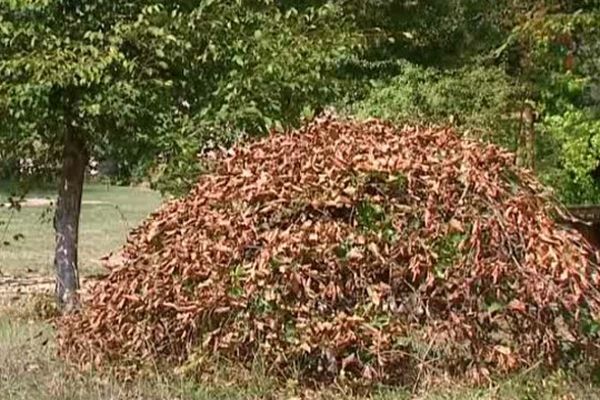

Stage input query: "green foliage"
[
  {"left": 498, "top": 6, "right": 600, "bottom": 202},
  {"left": 356, "top": 201, "right": 385, "bottom": 230},
  {"left": 350, "top": 63, "right": 517, "bottom": 146},
  {"left": 0, "top": 0, "right": 358, "bottom": 195},
  {"left": 433, "top": 232, "right": 465, "bottom": 278},
  {"left": 336, "top": 0, "right": 507, "bottom": 66},
  {"left": 146, "top": 2, "right": 359, "bottom": 193},
  {"left": 187, "top": 3, "right": 357, "bottom": 133},
  {"left": 1, "top": 0, "right": 599, "bottom": 203},
  {"left": 348, "top": 2, "right": 600, "bottom": 204},
  {"left": 538, "top": 108, "right": 600, "bottom": 203}
]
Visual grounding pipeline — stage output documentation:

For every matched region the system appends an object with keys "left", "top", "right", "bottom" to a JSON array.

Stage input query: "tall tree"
[
  {"left": 0, "top": 0, "right": 356, "bottom": 310},
  {"left": 495, "top": 1, "right": 600, "bottom": 201}
]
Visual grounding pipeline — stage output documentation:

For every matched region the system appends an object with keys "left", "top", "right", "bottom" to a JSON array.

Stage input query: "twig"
[{"left": 412, "top": 334, "right": 437, "bottom": 394}]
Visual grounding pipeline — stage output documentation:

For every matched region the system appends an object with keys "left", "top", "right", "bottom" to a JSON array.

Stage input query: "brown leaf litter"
[{"left": 58, "top": 116, "right": 600, "bottom": 387}]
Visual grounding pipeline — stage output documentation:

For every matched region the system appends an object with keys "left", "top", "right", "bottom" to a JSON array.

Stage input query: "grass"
[
  {"left": 0, "top": 315, "right": 201, "bottom": 400},
  {"left": 1, "top": 309, "right": 599, "bottom": 400},
  {"left": 0, "top": 182, "right": 162, "bottom": 276}
]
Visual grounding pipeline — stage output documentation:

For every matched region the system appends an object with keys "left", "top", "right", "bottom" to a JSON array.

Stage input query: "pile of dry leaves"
[{"left": 58, "top": 115, "right": 600, "bottom": 386}]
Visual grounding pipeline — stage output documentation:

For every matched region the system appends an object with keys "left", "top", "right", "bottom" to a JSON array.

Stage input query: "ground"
[
  {"left": 0, "top": 183, "right": 599, "bottom": 399},
  {"left": 0, "top": 183, "right": 162, "bottom": 277}
]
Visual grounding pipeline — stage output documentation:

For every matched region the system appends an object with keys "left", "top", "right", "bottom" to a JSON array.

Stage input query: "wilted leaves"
[{"left": 58, "top": 115, "right": 600, "bottom": 387}]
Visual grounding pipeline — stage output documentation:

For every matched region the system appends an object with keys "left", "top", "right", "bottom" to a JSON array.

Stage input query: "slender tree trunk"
[
  {"left": 54, "top": 128, "right": 87, "bottom": 312},
  {"left": 516, "top": 103, "right": 536, "bottom": 171}
]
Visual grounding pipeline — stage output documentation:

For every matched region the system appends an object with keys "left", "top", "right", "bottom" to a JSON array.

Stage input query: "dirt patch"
[
  {"left": 0, "top": 273, "right": 104, "bottom": 312},
  {"left": 0, "top": 274, "right": 55, "bottom": 297},
  {"left": 2, "top": 199, "right": 107, "bottom": 208}
]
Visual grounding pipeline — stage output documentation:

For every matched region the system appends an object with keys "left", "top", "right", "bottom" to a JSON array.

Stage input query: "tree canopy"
[{"left": 0, "top": 0, "right": 357, "bottom": 190}]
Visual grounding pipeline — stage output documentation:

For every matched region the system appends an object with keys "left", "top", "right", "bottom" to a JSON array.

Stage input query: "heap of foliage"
[{"left": 59, "top": 116, "right": 600, "bottom": 386}]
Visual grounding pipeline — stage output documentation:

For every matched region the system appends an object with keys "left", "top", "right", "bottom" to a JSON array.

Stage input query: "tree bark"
[
  {"left": 54, "top": 128, "right": 87, "bottom": 312},
  {"left": 516, "top": 103, "right": 536, "bottom": 171}
]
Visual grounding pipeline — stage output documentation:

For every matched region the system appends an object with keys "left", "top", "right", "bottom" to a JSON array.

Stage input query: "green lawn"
[{"left": 0, "top": 183, "right": 162, "bottom": 277}]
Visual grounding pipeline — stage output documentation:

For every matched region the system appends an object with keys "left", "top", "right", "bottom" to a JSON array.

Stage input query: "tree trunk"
[
  {"left": 516, "top": 103, "right": 536, "bottom": 171},
  {"left": 54, "top": 129, "right": 87, "bottom": 312}
]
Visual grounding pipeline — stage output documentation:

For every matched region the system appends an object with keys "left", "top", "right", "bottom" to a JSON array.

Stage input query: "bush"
[
  {"left": 349, "top": 62, "right": 518, "bottom": 148},
  {"left": 537, "top": 108, "right": 600, "bottom": 204}
]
